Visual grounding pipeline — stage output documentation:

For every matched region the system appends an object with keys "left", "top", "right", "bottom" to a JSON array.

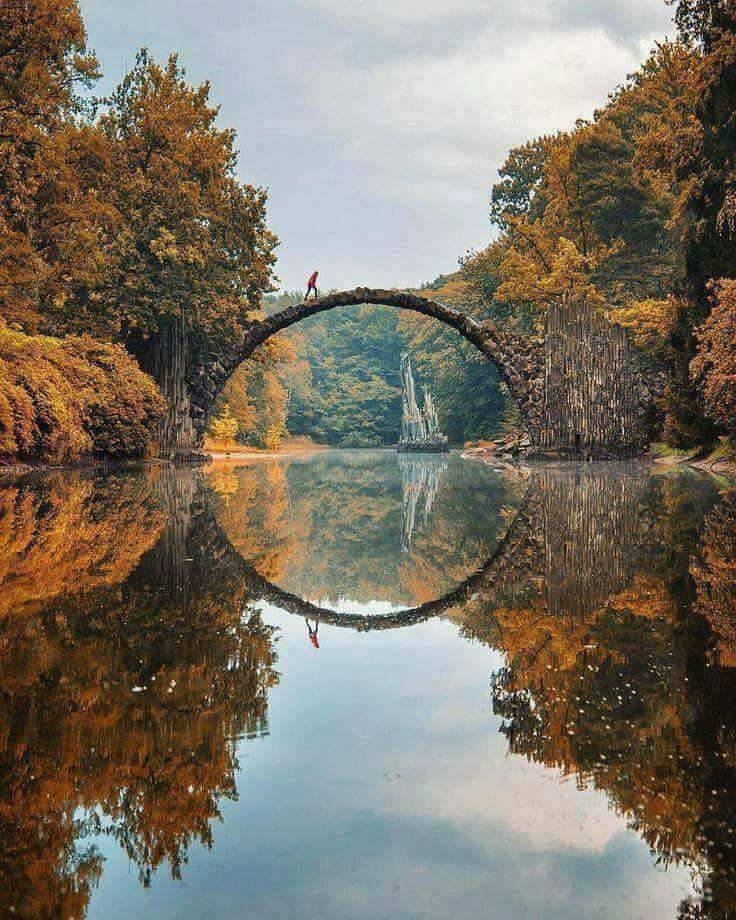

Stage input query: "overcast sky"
[{"left": 79, "top": 0, "right": 676, "bottom": 292}]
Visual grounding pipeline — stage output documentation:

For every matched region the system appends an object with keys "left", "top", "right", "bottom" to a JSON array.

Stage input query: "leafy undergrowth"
[
  {"left": 650, "top": 442, "right": 702, "bottom": 461},
  {"left": 0, "top": 324, "right": 163, "bottom": 465},
  {"left": 204, "top": 434, "right": 326, "bottom": 455}
]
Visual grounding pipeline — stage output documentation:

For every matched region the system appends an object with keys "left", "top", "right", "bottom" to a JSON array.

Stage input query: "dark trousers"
[{"left": 305, "top": 285, "right": 318, "bottom": 300}]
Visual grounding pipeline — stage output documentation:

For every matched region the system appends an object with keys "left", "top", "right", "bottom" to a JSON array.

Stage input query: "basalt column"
[
  {"left": 127, "top": 315, "right": 201, "bottom": 461},
  {"left": 539, "top": 299, "right": 651, "bottom": 459}
]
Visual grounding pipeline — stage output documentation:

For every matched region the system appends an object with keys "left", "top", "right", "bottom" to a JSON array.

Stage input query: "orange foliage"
[
  {"left": 0, "top": 0, "right": 104, "bottom": 330},
  {"left": 0, "top": 471, "right": 165, "bottom": 620},
  {"left": 208, "top": 461, "right": 309, "bottom": 583},
  {"left": 692, "top": 488, "right": 736, "bottom": 667},
  {"left": 691, "top": 280, "right": 736, "bottom": 437},
  {"left": 211, "top": 336, "right": 294, "bottom": 451},
  {"left": 0, "top": 323, "right": 163, "bottom": 463},
  {"left": 0, "top": 468, "right": 280, "bottom": 915}
]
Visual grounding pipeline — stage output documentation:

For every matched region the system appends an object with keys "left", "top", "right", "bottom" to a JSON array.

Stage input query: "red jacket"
[{"left": 308, "top": 271, "right": 319, "bottom": 288}]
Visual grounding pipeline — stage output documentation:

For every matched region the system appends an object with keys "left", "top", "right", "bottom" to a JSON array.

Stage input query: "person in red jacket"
[{"left": 305, "top": 270, "right": 319, "bottom": 300}]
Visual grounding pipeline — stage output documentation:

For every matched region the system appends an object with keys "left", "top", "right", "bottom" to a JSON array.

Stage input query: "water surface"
[{"left": 1, "top": 450, "right": 735, "bottom": 918}]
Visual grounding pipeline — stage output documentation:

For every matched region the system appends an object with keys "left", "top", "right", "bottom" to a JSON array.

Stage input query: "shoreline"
[
  {"left": 0, "top": 455, "right": 175, "bottom": 482},
  {"left": 652, "top": 455, "right": 736, "bottom": 478},
  {"left": 0, "top": 444, "right": 330, "bottom": 480},
  {"left": 206, "top": 447, "right": 327, "bottom": 462},
  {"left": 2, "top": 443, "right": 734, "bottom": 480}
]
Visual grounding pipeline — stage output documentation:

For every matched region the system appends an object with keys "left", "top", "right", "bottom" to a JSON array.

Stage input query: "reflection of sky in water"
[
  {"left": 88, "top": 611, "right": 694, "bottom": 920},
  {"left": 295, "top": 598, "right": 406, "bottom": 616},
  {"left": 3, "top": 455, "right": 732, "bottom": 918}
]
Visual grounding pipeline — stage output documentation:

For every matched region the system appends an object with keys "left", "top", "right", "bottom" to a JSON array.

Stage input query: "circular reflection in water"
[{"left": 207, "top": 449, "right": 526, "bottom": 617}]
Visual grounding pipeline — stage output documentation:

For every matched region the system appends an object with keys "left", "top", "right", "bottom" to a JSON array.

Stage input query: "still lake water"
[{"left": 2, "top": 449, "right": 736, "bottom": 918}]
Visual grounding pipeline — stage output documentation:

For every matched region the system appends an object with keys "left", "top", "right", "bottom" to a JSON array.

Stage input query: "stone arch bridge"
[{"left": 135, "top": 288, "right": 655, "bottom": 460}]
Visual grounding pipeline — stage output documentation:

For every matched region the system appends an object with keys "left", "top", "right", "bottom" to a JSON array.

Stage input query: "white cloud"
[
  {"left": 306, "top": 0, "right": 492, "bottom": 27},
  {"left": 297, "top": 24, "right": 648, "bottom": 213},
  {"left": 81, "top": 0, "right": 676, "bottom": 288},
  {"left": 303, "top": 0, "right": 671, "bottom": 45}
]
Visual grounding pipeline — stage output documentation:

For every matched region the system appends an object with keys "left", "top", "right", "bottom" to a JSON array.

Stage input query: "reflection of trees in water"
[
  {"left": 4, "top": 463, "right": 736, "bottom": 917},
  {"left": 476, "top": 469, "right": 736, "bottom": 919},
  {"left": 0, "top": 469, "right": 279, "bottom": 918},
  {"left": 398, "top": 454, "right": 448, "bottom": 553},
  {"left": 0, "top": 470, "right": 166, "bottom": 619},
  {"left": 209, "top": 453, "right": 522, "bottom": 607},
  {"left": 692, "top": 489, "right": 736, "bottom": 669}
]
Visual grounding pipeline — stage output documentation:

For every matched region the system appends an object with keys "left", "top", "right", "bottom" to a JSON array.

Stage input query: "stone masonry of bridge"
[{"left": 142, "top": 288, "right": 655, "bottom": 460}]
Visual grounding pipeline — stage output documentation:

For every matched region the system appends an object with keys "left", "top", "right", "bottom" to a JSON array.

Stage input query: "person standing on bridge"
[{"left": 305, "top": 270, "right": 319, "bottom": 300}]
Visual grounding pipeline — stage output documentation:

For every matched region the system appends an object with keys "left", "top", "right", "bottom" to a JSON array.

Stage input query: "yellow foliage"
[
  {"left": 0, "top": 468, "right": 279, "bottom": 914},
  {"left": 0, "top": 471, "right": 165, "bottom": 620},
  {"left": 210, "top": 335, "right": 293, "bottom": 450},
  {"left": 208, "top": 407, "right": 239, "bottom": 444},
  {"left": 208, "top": 462, "right": 307, "bottom": 582},
  {"left": 0, "top": 323, "right": 163, "bottom": 464},
  {"left": 0, "top": 0, "right": 105, "bottom": 331},
  {"left": 609, "top": 296, "right": 679, "bottom": 350},
  {"left": 691, "top": 280, "right": 736, "bottom": 437},
  {"left": 496, "top": 223, "right": 610, "bottom": 314}
]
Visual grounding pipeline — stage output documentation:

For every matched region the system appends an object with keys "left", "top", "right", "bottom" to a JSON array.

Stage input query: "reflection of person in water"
[{"left": 305, "top": 619, "right": 320, "bottom": 649}]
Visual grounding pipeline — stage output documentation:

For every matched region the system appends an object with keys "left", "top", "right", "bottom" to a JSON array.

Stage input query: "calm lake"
[{"left": 2, "top": 450, "right": 736, "bottom": 919}]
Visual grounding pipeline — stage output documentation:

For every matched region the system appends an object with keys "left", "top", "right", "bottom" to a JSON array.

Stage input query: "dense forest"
[
  {"left": 0, "top": 0, "right": 275, "bottom": 464},
  {"left": 2, "top": 0, "right": 736, "bottom": 461}
]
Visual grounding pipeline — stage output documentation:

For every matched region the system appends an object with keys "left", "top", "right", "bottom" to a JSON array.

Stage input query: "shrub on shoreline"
[{"left": 0, "top": 325, "right": 163, "bottom": 465}]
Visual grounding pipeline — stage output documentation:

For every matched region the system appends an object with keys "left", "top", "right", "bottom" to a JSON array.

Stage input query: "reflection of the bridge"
[
  {"left": 1, "top": 465, "right": 736, "bottom": 917},
  {"left": 234, "top": 462, "right": 687, "bottom": 632},
  {"left": 210, "top": 451, "right": 522, "bottom": 610}
]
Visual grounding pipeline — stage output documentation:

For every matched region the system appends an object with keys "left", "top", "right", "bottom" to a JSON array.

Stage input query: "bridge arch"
[
  {"left": 242, "top": 532, "right": 509, "bottom": 632},
  {"left": 162, "top": 287, "right": 654, "bottom": 461},
  {"left": 189, "top": 288, "right": 546, "bottom": 449}
]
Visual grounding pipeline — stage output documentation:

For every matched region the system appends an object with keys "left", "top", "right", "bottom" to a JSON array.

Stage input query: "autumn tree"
[
  {"left": 490, "top": 45, "right": 694, "bottom": 325},
  {"left": 211, "top": 336, "right": 295, "bottom": 450},
  {"left": 643, "top": 0, "right": 736, "bottom": 444},
  {"left": 0, "top": 0, "right": 109, "bottom": 330},
  {"left": 208, "top": 405, "right": 239, "bottom": 445},
  {"left": 87, "top": 51, "right": 278, "bottom": 455},
  {"left": 463, "top": 41, "right": 724, "bottom": 446},
  {"left": 691, "top": 280, "right": 736, "bottom": 437},
  {"left": 97, "top": 51, "right": 276, "bottom": 340}
]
